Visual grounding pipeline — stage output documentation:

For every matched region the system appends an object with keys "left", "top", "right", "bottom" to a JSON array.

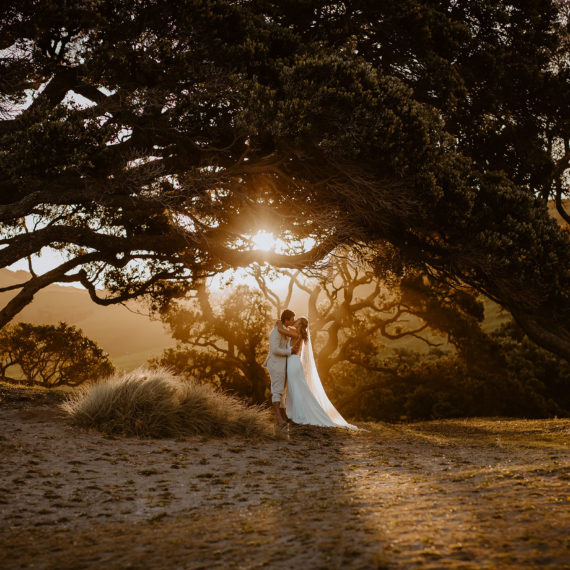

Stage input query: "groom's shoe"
[
  {"left": 281, "top": 409, "right": 292, "bottom": 423},
  {"left": 273, "top": 402, "right": 286, "bottom": 425}
]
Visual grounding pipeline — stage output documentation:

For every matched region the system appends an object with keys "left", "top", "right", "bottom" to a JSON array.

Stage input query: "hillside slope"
[{"left": 0, "top": 269, "right": 175, "bottom": 369}]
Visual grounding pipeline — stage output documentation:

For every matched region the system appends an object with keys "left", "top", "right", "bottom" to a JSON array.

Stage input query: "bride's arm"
[{"left": 276, "top": 321, "right": 299, "bottom": 339}]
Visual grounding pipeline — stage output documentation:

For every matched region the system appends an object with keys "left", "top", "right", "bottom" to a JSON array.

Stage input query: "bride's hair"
[{"left": 297, "top": 317, "right": 309, "bottom": 343}]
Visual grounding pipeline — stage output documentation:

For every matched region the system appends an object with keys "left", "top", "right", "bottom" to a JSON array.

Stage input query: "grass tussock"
[{"left": 61, "top": 368, "right": 274, "bottom": 439}]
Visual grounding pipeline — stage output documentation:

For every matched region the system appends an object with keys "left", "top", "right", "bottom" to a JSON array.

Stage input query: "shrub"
[
  {"left": 62, "top": 368, "right": 274, "bottom": 439},
  {"left": 337, "top": 324, "right": 570, "bottom": 422},
  {"left": 0, "top": 322, "right": 114, "bottom": 387}
]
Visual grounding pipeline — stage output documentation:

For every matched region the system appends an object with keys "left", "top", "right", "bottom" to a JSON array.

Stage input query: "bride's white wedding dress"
[{"left": 286, "top": 336, "right": 357, "bottom": 430}]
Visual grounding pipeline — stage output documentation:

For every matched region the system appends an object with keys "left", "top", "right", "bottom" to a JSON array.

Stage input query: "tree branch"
[
  {"left": 555, "top": 178, "right": 570, "bottom": 225},
  {"left": 21, "top": 67, "right": 78, "bottom": 117},
  {"left": 0, "top": 252, "right": 102, "bottom": 329}
]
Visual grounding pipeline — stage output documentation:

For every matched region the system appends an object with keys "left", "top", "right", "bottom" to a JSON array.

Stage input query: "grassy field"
[{"left": 0, "top": 387, "right": 569, "bottom": 569}]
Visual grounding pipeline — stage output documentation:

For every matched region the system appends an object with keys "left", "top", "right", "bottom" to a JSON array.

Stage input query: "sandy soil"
[{"left": 1, "top": 397, "right": 569, "bottom": 569}]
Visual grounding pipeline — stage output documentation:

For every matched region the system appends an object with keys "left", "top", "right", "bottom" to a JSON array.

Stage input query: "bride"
[{"left": 277, "top": 317, "right": 357, "bottom": 430}]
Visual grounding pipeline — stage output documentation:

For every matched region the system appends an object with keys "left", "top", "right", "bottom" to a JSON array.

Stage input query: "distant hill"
[{"left": 0, "top": 269, "right": 175, "bottom": 370}]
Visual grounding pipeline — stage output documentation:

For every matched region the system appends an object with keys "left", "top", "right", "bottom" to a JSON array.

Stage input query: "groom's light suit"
[{"left": 264, "top": 325, "right": 292, "bottom": 406}]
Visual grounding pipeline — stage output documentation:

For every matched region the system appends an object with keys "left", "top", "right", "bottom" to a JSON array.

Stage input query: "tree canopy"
[{"left": 1, "top": 0, "right": 569, "bottom": 359}]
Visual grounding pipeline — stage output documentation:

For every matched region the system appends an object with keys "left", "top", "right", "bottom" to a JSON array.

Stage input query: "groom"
[{"left": 264, "top": 309, "right": 295, "bottom": 426}]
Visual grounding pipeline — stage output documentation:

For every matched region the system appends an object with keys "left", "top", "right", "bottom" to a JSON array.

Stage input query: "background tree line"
[
  {"left": 154, "top": 259, "right": 570, "bottom": 420},
  {"left": 0, "top": 321, "right": 114, "bottom": 387}
]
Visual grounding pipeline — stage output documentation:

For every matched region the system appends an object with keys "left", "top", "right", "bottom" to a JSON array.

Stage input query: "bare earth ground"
[{"left": 1, "top": 395, "right": 569, "bottom": 569}]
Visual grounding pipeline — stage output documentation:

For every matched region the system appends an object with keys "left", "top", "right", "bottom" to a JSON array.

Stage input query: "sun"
[{"left": 251, "top": 231, "right": 276, "bottom": 251}]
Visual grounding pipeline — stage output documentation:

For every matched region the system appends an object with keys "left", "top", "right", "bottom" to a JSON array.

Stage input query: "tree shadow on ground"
[{"left": 335, "top": 420, "right": 570, "bottom": 568}]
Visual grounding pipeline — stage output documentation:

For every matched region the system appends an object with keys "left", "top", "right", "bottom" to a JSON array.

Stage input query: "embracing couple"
[{"left": 264, "top": 310, "right": 357, "bottom": 430}]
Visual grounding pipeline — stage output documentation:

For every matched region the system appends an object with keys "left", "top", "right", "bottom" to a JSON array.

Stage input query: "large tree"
[{"left": 1, "top": 1, "right": 569, "bottom": 359}]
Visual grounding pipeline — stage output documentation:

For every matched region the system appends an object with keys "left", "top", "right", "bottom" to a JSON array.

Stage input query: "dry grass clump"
[{"left": 61, "top": 368, "right": 274, "bottom": 439}]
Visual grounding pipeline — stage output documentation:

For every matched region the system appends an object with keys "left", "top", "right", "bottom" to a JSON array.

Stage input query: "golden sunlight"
[{"left": 251, "top": 231, "right": 276, "bottom": 251}]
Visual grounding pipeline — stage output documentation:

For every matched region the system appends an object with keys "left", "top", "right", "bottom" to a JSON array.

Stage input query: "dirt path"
[{"left": 0, "top": 402, "right": 569, "bottom": 569}]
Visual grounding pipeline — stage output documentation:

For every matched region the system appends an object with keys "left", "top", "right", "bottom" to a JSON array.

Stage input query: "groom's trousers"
[{"left": 270, "top": 372, "right": 287, "bottom": 409}]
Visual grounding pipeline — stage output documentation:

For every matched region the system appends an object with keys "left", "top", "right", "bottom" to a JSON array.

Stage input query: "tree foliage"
[
  {"left": 1, "top": 0, "right": 569, "bottom": 360},
  {"left": 155, "top": 285, "right": 274, "bottom": 404},
  {"left": 339, "top": 321, "right": 570, "bottom": 421},
  {"left": 0, "top": 321, "right": 115, "bottom": 387}
]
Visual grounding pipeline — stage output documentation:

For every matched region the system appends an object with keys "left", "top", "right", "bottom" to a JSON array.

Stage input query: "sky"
[
  {"left": 8, "top": 249, "right": 78, "bottom": 283},
  {"left": 6, "top": 231, "right": 307, "bottom": 292}
]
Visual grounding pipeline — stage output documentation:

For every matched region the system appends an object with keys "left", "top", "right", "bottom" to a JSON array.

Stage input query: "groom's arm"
[{"left": 276, "top": 321, "right": 298, "bottom": 339}]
